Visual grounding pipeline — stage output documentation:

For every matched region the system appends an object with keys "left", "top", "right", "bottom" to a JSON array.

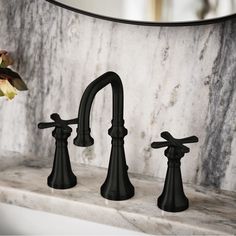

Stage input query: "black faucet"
[
  {"left": 74, "top": 71, "right": 134, "bottom": 201},
  {"left": 151, "top": 131, "right": 198, "bottom": 212}
]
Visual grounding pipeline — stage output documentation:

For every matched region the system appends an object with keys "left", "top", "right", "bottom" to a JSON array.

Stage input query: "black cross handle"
[
  {"left": 38, "top": 113, "right": 78, "bottom": 130},
  {"left": 151, "top": 131, "right": 198, "bottom": 153}
]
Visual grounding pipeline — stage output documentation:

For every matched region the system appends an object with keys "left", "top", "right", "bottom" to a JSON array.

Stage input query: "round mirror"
[{"left": 46, "top": 0, "right": 236, "bottom": 26}]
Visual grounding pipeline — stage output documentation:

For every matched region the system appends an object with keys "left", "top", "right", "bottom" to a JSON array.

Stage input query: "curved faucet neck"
[{"left": 74, "top": 71, "right": 124, "bottom": 146}]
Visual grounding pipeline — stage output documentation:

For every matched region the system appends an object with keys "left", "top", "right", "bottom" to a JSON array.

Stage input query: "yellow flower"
[{"left": 0, "top": 79, "right": 17, "bottom": 100}]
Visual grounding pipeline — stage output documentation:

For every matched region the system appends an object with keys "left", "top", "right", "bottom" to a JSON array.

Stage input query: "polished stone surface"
[
  {"left": 0, "top": 0, "right": 235, "bottom": 191},
  {"left": 0, "top": 160, "right": 235, "bottom": 235}
]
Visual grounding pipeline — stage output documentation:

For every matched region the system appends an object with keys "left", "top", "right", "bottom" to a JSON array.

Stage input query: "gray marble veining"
[
  {"left": 199, "top": 22, "right": 236, "bottom": 189},
  {"left": 0, "top": 0, "right": 235, "bottom": 191}
]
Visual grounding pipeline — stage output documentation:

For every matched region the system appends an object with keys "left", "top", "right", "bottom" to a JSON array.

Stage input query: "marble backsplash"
[{"left": 0, "top": 0, "right": 235, "bottom": 191}]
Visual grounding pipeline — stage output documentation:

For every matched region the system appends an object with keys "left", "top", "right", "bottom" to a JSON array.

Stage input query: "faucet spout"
[
  {"left": 74, "top": 71, "right": 134, "bottom": 201},
  {"left": 74, "top": 71, "right": 124, "bottom": 147}
]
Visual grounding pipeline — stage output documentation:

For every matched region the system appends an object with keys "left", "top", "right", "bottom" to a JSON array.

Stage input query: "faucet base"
[
  {"left": 100, "top": 141, "right": 135, "bottom": 201},
  {"left": 48, "top": 176, "right": 77, "bottom": 190},
  {"left": 157, "top": 159, "right": 189, "bottom": 212},
  {"left": 100, "top": 133, "right": 135, "bottom": 201},
  {"left": 157, "top": 196, "right": 189, "bottom": 212},
  {"left": 101, "top": 184, "right": 134, "bottom": 201}
]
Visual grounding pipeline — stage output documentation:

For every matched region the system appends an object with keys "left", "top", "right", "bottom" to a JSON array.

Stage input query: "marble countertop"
[{"left": 0, "top": 159, "right": 235, "bottom": 235}]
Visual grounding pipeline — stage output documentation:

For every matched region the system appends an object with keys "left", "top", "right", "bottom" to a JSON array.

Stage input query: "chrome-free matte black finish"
[
  {"left": 74, "top": 71, "right": 134, "bottom": 200},
  {"left": 151, "top": 131, "right": 198, "bottom": 212},
  {"left": 38, "top": 113, "right": 77, "bottom": 189}
]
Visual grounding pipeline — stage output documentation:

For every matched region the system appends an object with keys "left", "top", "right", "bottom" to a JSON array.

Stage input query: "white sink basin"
[{"left": 0, "top": 203, "right": 146, "bottom": 235}]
